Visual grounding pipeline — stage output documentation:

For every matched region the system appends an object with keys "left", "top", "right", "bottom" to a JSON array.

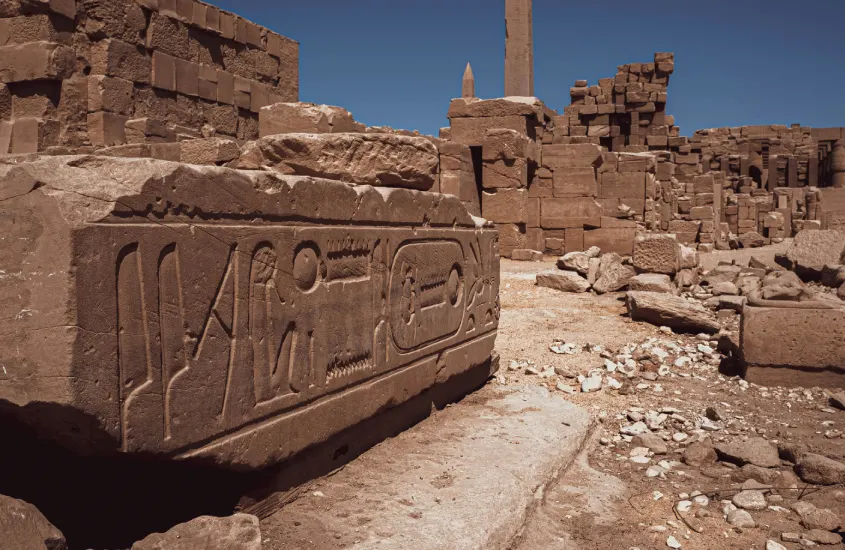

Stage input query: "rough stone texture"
[
  {"left": 536, "top": 270, "right": 590, "bottom": 293},
  {"left": 792, "top": 502, "right": 842, "bottom": 531},
  {"left": 259, "top": 102, "right": 364, "bottom": 137},
  {"left": 627, "top": 292, "right": 720, "bottom": 333},
  {"left": 633, "top": 234, "right": 680, "bottom": 275},
  {"left": 592, "top": 255, "right": 635, "bottom": 294},
  {"left": 180, "top": 137, "right": 240, "bottom": 165},
  {"left": 511, "top": 249, "right": 542, "bottom": 261},
  {"left": 738, "top": 231, "right": 765, "bottom": 249},
  {"left": 628, "top": 273, "right": 673, "bottom": 293},
  {"left": 631, "top": 433, "right": 668, "bottom": 454},
  {"left": 131, "top": 514, "right": 261, "bottom": 550},
  {"left": 0, "top": 155, "right": 499, "bottom": 468},
  {"left": 796, "top": 453, "right": 845, "bottom": 485},
  {"left": 740, "top": 304, "right": 845, "bottom": 389},
  {"left": 556, "top": 248, "right": 599, "bottom": 275},
  {"left": 777, "top": 230, "right": 845, "bottom": 280},
  {"left": 235, "top": 133, "right": 440, "bottom": 191},
  {"left": 0, "top": 494, "right": 67, "bottom": 550},
  {"left": 715, "top": 437, "right": 780, "bottom": 468}
]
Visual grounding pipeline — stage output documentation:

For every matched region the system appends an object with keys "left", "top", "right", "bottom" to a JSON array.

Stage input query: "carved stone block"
[{"left": 0, "top": 156, "right": 500, "bottom": 469}]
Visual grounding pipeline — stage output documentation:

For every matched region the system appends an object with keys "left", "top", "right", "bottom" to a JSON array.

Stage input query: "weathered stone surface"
[
  {"left": 738, "top": 231, "right": 765, "bottom": 249},
  {"left": 740, "top": 305, "right": 845, "bottom": 389},
  {"left": 627, "top": 292, "right": 720, "bottom": 333},
  {"left": 0, "top": 41, "right": 74, "bottom": 83},
  {"left": 792, "top": 501, "right": 842, "bottom": 531},
  {"left": 236, "top": 133, "right": 439, "bottom": 190},
  {"left": 797, "top": 453, "right": 845, "bottom": 485},
  {"left": 632, "top": 433, "right": 668, "bottom": 454},
  {"left": 628, "top": 273, "right": 673, "bottom": 293},
  {"left": 0, "top": 155, "right": 499, "bottom": 468},
  {"left": 633, "top": 234, "right": 680, "bottom": 275},
  {"left": 777, "top": 230, "right": 845, "bottom": 280},
  {"left": 683, "top": 438, "right": 717, "bottom": 466},
  {"left": 511, "top": 249, "right": 542, "bottom": 261},
  {"left": 556, "top": 247, "right": 599, "bottom": 275},
  {"left": 447, "top": 97, "right": 546, "bottom": 120},
  {"left": 180, "top": 137, "right": 240, "bottom": 165},
  {"left": 593, "top": 254, "right": 635, "bottom": 294},
  {"left": 536, "top": 270, "right": 590, "bottom": 293},
  {"left": 0, "top": 494, "right": 66, "bottom": 550},
  {"left": 504, "top": 0, "right": 533, "bottom": 97},
  {"left": 131, "top": 514, "right": 261, "bottom": 550},
  {"left": 259, "top": 102, "right": 364, "bottom": 137},
  {"left": 715, "top": 437, "right": 780, "bottom": 468}
]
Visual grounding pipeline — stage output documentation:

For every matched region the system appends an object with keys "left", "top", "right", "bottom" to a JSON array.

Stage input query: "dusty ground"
[
  {"left": 498, "top": 255, "right": 845, "bottom": 550},
  {"left": 261, "top": 249, "right": 844, "bottom": 550}
]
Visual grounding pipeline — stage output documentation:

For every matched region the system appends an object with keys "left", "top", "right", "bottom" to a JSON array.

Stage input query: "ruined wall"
[
  {"left": 0, "top": 0, "right": 299, "bottom": 155},
  {"left": 558, "top": 53, "right": 678, "bottom": 151}
]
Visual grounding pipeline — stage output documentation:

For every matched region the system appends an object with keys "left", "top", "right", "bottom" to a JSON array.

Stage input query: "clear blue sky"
[{"left": 213, "top": 0, "right": 845, "bottom": 137}]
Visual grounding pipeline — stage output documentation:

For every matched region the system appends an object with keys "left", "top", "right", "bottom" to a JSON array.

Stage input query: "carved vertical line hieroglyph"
[
  {"left": 158, "top": 244, "right": 187, "bottom": 440},
  {"left": 117, "top": 243, "right": 156, "bottom": 452}
]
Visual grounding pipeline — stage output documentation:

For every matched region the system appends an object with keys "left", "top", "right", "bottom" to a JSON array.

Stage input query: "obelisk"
[
  {"left": 504, "top": 0, "right": 534, "bottom": 97},
  {"left": 462, "top": 63, "right": 475, "bottom": 98}
]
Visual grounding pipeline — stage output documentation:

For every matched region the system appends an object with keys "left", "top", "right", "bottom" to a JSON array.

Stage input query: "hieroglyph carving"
[{"left": 105, "top": 225, "right": 499, "bottom": 454}]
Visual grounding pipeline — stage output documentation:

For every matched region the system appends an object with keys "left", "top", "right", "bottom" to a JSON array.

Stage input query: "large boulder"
[
  {"left": 796, "top": 454, "right": 845, "bottom": 486},
  {"left": 633, "top": 234, "right": 681, "bottom": 275},
  {"left": 593, "top": 253, "right": 636, "bottom": 294},
  {"left": 536, "top": 271, "right": 590, "bottom": 293},
  {"left": 626, "top": 292, "right": 720, "bottom": 333},
  {"left": 131, "top": 514, "right": 261, "bottom": 550},
  {"left": 234, "top": 133, "right": 440, "bottom": 190},
  {"left": 0, "top": 494, "right": 66, "bottom": 550},
  {"left": 738, "top": 231, "right": 766, "bottom": 248},
  {"left": 776, "top": 230, "right": 845, "bottom": 281}
]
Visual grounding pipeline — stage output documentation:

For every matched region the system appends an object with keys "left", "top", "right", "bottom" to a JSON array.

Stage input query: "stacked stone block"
[
  {"left": 558, "top": 53, "right": 679, "bottom": 151},
  {"left": 0, "top": 0, "right": 299, "bottom": 155}
]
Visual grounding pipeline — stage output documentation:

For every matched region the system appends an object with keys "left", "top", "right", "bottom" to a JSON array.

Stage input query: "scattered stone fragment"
[
  {"left": 632, "top": 433, "right": 669, "bottom": 455},
  {"left": 803, "top": 530, "right": 842, "bottom": 545},
  {"left": 557, "top": 249, "right": 599, "bottom": 275},
  {"left": 593, "top": 255, "right": 636, "bottom": 294},
  {"left": 766, "top": 541, "right": 788, "bottom": 550},
  {"left": 666, "top": 535, "right": 682, "bottom": 548},
  {"left": 536, "top": 271, "right": 591, "bottom": 293},
  {"left": 629, "top": 273, "right": 674, "bottom": 293},
  {"left": 726, "top": 509, "right": 755, "bottom": 528},
  {"left": 581, "top": 375, "right": 603, "bottom": 393},
  {"left": 830, "top": 392, "right": 845, "bottom": 410},
  {"left": 683, "top": 439, "right": 718, "bottom": 467},
  {"left": 731, "top": 490, "right": 767, "bottom": 511},
  {"left": 715, "top": 437, "right": 780, "bottom": 468},
  {"left": 511, "top": 249, "right": 543, "bottom": 262},
  {"left": 792, "top": 501, "right": 842, "bottom": 531}
]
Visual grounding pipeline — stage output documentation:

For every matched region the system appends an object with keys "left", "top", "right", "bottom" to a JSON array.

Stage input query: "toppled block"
[
  {"left": 511, "top": 249, "right": 542, "bottom": 262},
  {"left": 776, "top": 230, "right": 845, "bottom": 281},
  {"left": 236, "top": 133, "right": 440, "bottom": 190},
  {"left": 593, "top": 253, "right": 636, "bottom": 294},
  {"left": 0, "top": 41, "right": 74, "bottom": 83},
  {"left": 629, "top": 273, "right": 673, "bottom": 293},
  {"left": 536, "top": 271, "right": 590, "bottom": 293},
  {"left": 741, "top": 303, "right": 845, "bottom": 388},
  {"left": 180, "top": 137, "right": 241, "bottom": 165},
  {"left": 627, "top": 291, "right": 720, "bottom": 333},
  {"left": 0, "top": 156, "right": 499, "bottom": 468},
  {"left": 259, "top": 102, "right": 364, "bottom": 137},
  {"left": 633, "top": 234, "right": 680, "bottom": 275}
]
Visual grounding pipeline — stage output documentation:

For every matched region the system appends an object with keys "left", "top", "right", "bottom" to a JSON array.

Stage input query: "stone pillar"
[
  {"left": 462, "top": 63, "right": 475, "bottom": 99},
  {"left": 504, "top": 0, "right": 534, "bottom": 97},
  {"left": 831, "top": 140, "right": 845, "bottom": 188}
]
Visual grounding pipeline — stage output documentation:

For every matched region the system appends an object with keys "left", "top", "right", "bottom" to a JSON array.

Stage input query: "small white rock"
[{"left": 666, "top": 536, "right": 682, "bottom": 549}]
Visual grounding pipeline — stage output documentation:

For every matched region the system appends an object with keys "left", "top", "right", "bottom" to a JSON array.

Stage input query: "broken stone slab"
[
  {"left": 0, "top": 494, "right": 67, "bottom": 550},
  {"left": 447, "top": 96, "right": 549, "bottom": 121},
  {"left": 592, "top": 254, "right": 635, "bottom": 294},
  {"left": 632, "top": 234, "right": 680, "bottom": 275},
  {"left": 738, "top": 231, "right": 765, "bottom": 249},
  {"left": 511, "top": 249, "right": 542, "bottom": 261},
  {"left": 715, "top": 437, "right": 780, "bottom": 468},
  {"left": 259, "top": 102, "right": 365, "bottom": 137},
  {"left": 740, "top": 303, "right": 845, "bottom": 389},
  {"left": 626, "top": 292, "right": 720, "bottom": 334},
  {"left": 0, "top": 155, "right": 499, "bottom": 469},
  {"left": 131, "top": 514, "right": 261, "bottom": 550},
  {"left": 776, "top": 229, "right": 845, "bottom": 281},
  {"left": 234, "top": 133, "right": 440, "bottom": 191},
  {"left": 556, "top": 247, "right": 600, "bottom": 275},
  {"left": 261, "top": 385, "right": 591, "bottom": 550},
  {"left": 536, "top": 270, "right": 590, "bottom": 293},
  {"left": 628, "top": 273, "right": 673, "bottom": 293},
  {"left": 704, "top": 295, "right": 746, "bottom": 312}
]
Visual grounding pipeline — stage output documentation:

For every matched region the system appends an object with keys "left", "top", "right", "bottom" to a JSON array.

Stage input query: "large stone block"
[
  {"left": 776, "top": 229, "right": 845, "bottom": 281},
  {"left": 0, "top": 41, "right": 74, "bottom": 83},
  {"left": 259, "top": 102, "right": 364, "bottom": 137},
  {"left": 741, "top": 304, "right": 845, "bottom": 389},
  {"left": 450, "top": 116, "right": 533, "bottom": 148},
  {"left": 633, "top": 234, "right": 681, "bottom": 275},
  {"left": 482, "top": 188, "right": 528, "bottom": 223},
  {"left": 447, "top": 97, "right": 547, "bottom": 120},
  {"left": 540, "top": 197, "right": 601, "bottom": 229},
  {"left": 236, "top": 133, "right": 439, "bottom": 190},
  {"left": 90, "top": 38, "right": 151, "bottom": 84},
  {"left": 0, "top": 156, "right": 499, "bottom": 468},
  {"left": 584, "top": 227, "right": 636, "bottom": 256}
]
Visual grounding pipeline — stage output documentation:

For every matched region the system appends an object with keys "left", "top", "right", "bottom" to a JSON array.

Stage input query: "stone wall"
[{"left": 0, "top": 0, "right": 299, "bottom": 155}]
